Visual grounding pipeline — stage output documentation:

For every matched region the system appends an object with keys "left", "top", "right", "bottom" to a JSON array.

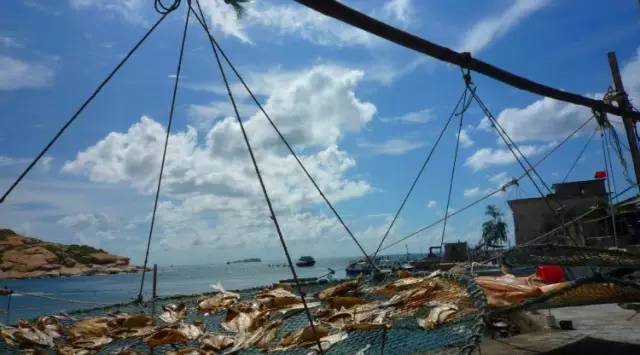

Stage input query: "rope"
[
  {"left": 563, "top": 127, "right": 597, "bottom": 182},
  {"left": 372, "top": 87, "right": 468, "bottom": 259},
  {"left": 137, "top": 4, "right": 191, "bottom": 302},
  {"left": 601, "top": 128, "right": 619, "bottom": 247},
  {"left": 155, "top": 0, "right": 181, "bottom": 14},
  {"left": 465, "top": 77, "right": 559, "bottom": 214},
  {"left": 12, "top": 292, "right": 109, "bottom": 306},
  {"left": 439, "top": 87, "right": 471, "bottom": 254},
  {"left": 193, "top": 1, "right": 323, "bottom": 352},
  {"left": 187, "top": 2, "right": 377, "bottom": 272},
  {"left": 379, "top": 113, "right": 594, "bottom": 252},
  {"left": 5, "top": 294, "right": 10, "bottom": 324},
  {"left": 186, "top": 3, "right": 376, "bottom": 270},
  {"left": 0, "top": 8, "right": 175, "bottom": 205}
]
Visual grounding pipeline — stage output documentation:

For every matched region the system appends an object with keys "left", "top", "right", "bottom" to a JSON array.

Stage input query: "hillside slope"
[{"left": 0, "top": 229, "right": 142, "bottom": 279}]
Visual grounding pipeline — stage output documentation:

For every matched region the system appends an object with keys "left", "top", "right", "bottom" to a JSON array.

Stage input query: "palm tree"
[{"left": 479, "top": 205, "right": 508, "bottom": 250}]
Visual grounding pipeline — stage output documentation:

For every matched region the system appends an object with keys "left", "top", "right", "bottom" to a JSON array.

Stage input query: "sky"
[{"left": 1, "top": 0, "right": 640, "bottom": 265}]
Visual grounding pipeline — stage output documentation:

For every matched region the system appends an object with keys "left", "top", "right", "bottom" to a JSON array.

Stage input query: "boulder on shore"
[{"left": 0, "top": 228, "right": 143, "bottom": 279}]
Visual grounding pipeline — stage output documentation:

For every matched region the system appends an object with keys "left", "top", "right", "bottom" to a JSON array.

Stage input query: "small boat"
[{"left": 296, "top": 256, "right": 316, "bottom": 267}]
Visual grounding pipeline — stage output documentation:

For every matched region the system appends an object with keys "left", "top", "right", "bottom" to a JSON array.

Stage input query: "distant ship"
[
  {"left": 226, "top": 258, "right": 261, "bottom": 265},
  {"left": 295, "top": 256, "right": 316, "bottom": 267}
]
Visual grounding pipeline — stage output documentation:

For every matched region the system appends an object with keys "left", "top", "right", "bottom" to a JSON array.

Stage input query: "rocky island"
[{"left": 0, "top": 228, "right": 143, "bottom": 279}]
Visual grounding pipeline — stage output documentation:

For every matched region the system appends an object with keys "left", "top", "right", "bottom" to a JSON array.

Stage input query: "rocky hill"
[{"left": 0, "top": 229, "right": 142, "bottom": 279}]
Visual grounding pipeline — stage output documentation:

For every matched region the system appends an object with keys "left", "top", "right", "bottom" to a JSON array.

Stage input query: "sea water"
[{"left": 0, "top": 256, "right": 352, "bottom": 323}]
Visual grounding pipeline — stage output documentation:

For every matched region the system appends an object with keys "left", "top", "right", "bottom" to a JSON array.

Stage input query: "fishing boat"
[{"left": 295, "top": 256, "right": 315, "bottom": 267}]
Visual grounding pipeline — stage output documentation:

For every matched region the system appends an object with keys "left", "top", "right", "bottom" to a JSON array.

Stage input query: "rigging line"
[
  {"left": 601, "top": 129, "right": 619, "bottom": 247},
  {"left": 0, "top": 10, "right": 174, "bottom": 205},
  {"left": 188, "top": 3, "right": 377, "bottom": 271},
  {"left": 196, "top": 2, "right": 323, "bottom": 352},
  {"left": 563, "top": 127, "right": 598, "bottom": 183},
  {"left": 465, "top": 79, "right": 559, "bottom": 214},
  {"left": 372, "top": 88, "right": 468, "bottom": 260},
  {"left": 11, "top": 292, "right": 108, "bottom": 306},
  {"left": 292, "top": 0, "right": 638, "bottom": 120},
  {"left": 439, "top": 90, "right": 470, "bottom": 253},
  {"left": 379, "top": 113, "right": 593, "bottom": 252},
  {"left": 137, "top": 5, "right": 191, "bottom": 302},
  {"left": 466, "top": 78, "right": 555, "bottom": 198},
  {"left": 604, "top": 129, "right": 619, "bottom": 201}
]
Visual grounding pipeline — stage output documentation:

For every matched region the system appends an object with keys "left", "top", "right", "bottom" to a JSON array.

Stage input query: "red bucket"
[{"left": 536, "top": 264, "right": 565, "bottom": 284}]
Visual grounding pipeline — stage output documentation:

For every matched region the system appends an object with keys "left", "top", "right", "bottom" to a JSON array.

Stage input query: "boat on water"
[
  {"left": 295, "top": 256, "right": 316, "bottom": 267},
  {"left": 226, "top": 258, "right": 262, "bottom": 265}
]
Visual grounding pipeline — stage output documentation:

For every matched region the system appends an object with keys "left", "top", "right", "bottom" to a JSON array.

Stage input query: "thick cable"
[
  {"left": 372, "top": 88, "right": 467, "bottom": 259},
  {"left": 439, "top": 91, "right": 470, "bottom": 254},
  {"left": 0, "top": 10, "right": 173, "bottom": 205},
  {"left": 195, "top": 1, "right": 322, "bottom": 351},
  {"left": 137, "top": 5, "right": 191, "bottom": 302},
  {"left": 188, "top": 2, "right": 377, "bottom": 271},
  {"left": 563, "top": 127, "right": 597, "bottom": 182},
  {"left": 379, "top": 113, "right": 594, "bottom": 252}
]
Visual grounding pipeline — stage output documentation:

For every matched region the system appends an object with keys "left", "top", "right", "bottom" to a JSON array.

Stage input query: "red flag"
[{"left": 594, "top": 170, "right": 607, "bottom": 179}]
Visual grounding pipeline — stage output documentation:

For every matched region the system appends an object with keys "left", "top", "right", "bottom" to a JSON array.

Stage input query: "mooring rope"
[
  {"left": 138, "top": 2, "right": 191, "bottom": 302},
  {"left": 192, "top": 0, "right": 323, "bottom": 352}
]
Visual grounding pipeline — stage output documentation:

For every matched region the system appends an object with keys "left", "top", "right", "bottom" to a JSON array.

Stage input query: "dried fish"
[
  {"left": 326, "top": 296, "right": 366, "bottom": 309},
  {"left": 197, "top": 291, "right": 240, "bottom": 313},
  {"left": 143, "top": 328, "right": 189, "bottom": 347},
  {"left": 178, "top": 322, "right": 205, "bottom": 340},
  {"left": 280, "top": 324, "right": 329, "bottom": 348},
  {"left": 221, "top": 306, "right": 266, "bottom": 333},
  {"left": 165, "top": 348, "right": 211, "bottom": 355},
  {"left": 200, "top": 333, "right": 235, "bottom": 352},
  {"left": 419, "top": 303, "right": 459, "bottom": 329},
  {"left": 160, "top": 302, "right": 187, "bottom": 323},
  {"left": 317, "top": 280, "right": 359, "bottom": 301},
  {"left": 35, "top": 316, "right": 63, "bottom": 339}
]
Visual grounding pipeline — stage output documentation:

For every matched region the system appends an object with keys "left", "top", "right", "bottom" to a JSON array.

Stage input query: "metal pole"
[
  {"left": 608, "top": 52, "right": 640, "bottom": 193},
  {"left": 152, "top": 264, "right": 158, "bottom": 299}
]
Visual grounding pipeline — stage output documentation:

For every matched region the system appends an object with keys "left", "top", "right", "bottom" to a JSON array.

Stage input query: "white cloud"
[
  {"left": 458, "top": 0, "right": 550, "bottom": 54},
  {"left": 62, "top": 64, "right": 375, "bottom": 248},
  {"left": 383, "top": 0, "right": 412, "bottom": 27},
  {"left": 380, "top": 108, "right": 433, "bottom": 124},
  {"left": 478, "top": 97, "right": 594, "bottom": 143},
  {"left": 68, "top": 0, "right": 146, "bottom": 24},
  {"left": 463, "top": 186, "right": 490, "bottom": 198},
  {"left": 427, "top": 200, "right": 437, "bottom": 209},
  {"left": 622, "top": 47, "right": 640, "bottom": 107},
  {"left": 458, "top": 128, "right": 474, "bottom": 148},
  {"left": 465, "top": 144, "right": 549, "bottom": 171},
  {"left": 358, "top": 138, "right": 425, "bottom": 156},
  {"left": 0, "top": 34, "right": 22, "bottom": 48},
  {"left": 0, "top": 156, "right": 28, "bottom": 167},
  {"left": 0, "top": 56, "right": 54, "bottom": 90}
]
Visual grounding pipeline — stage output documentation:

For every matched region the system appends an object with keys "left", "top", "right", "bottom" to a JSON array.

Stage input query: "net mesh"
[{"left": 0, "top": 273, "right": 487, "bottom": 354}]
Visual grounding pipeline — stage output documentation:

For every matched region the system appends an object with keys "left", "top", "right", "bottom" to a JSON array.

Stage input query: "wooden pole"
[
  {"left": 608, "top": 52, "right": 640, "bottom": 193},
  {"left": 294, "top": 0, "right": 640, "bottom": 120},
  {"left": 152, "top": 264, "right": 158, "bottom": 299}
]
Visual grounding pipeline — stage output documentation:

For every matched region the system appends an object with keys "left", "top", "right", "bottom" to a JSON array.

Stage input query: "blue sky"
[{"left": 1, "top": 0, "right": 639, "bottom": 265}]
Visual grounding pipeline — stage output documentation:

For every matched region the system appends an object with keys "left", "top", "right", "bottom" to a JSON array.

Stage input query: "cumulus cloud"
[
  {"left": 458, "top": 128, "right": 474, "bottom": 148},
  {"left": 427, "top": 200, "right": 437, "bottom": 209},
  {"left": 622, "top": 47, "right": 640, "bottom": 106},
  {"left": 358, "top": 137, "right": 425, "bottom": 156},
  {"left": 478, "top": 97, "right": 594, "bottom": 143},
  {"left": 0, "top": 56, "right": 54, "bottom": 90},
  {"left": 382, "top": 0, "right": 412, "bottom": 27},
  {"left": 62, "top": 64, "right": 375, "bottom": 248},
  {"left": 465, "top": 144, "right": 550, "bottom": 171},
  {"left": 458, "top": 0, "right": 550, "bottom": 54},
  {"left": 68, "top": 0, "right": 147, "bottom": 24},
  {"left": 380, "top": 108, "right": 433, "bottom": 124}
]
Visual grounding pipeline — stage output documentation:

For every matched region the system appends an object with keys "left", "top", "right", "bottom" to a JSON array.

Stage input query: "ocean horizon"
[{"left": 0, "top": 256, "right": 357, "bottom": 323}]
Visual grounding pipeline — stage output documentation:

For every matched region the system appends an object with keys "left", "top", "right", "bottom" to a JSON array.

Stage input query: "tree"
[{"left": 479, "top": 205, "right": 508, "bottom": 250}]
